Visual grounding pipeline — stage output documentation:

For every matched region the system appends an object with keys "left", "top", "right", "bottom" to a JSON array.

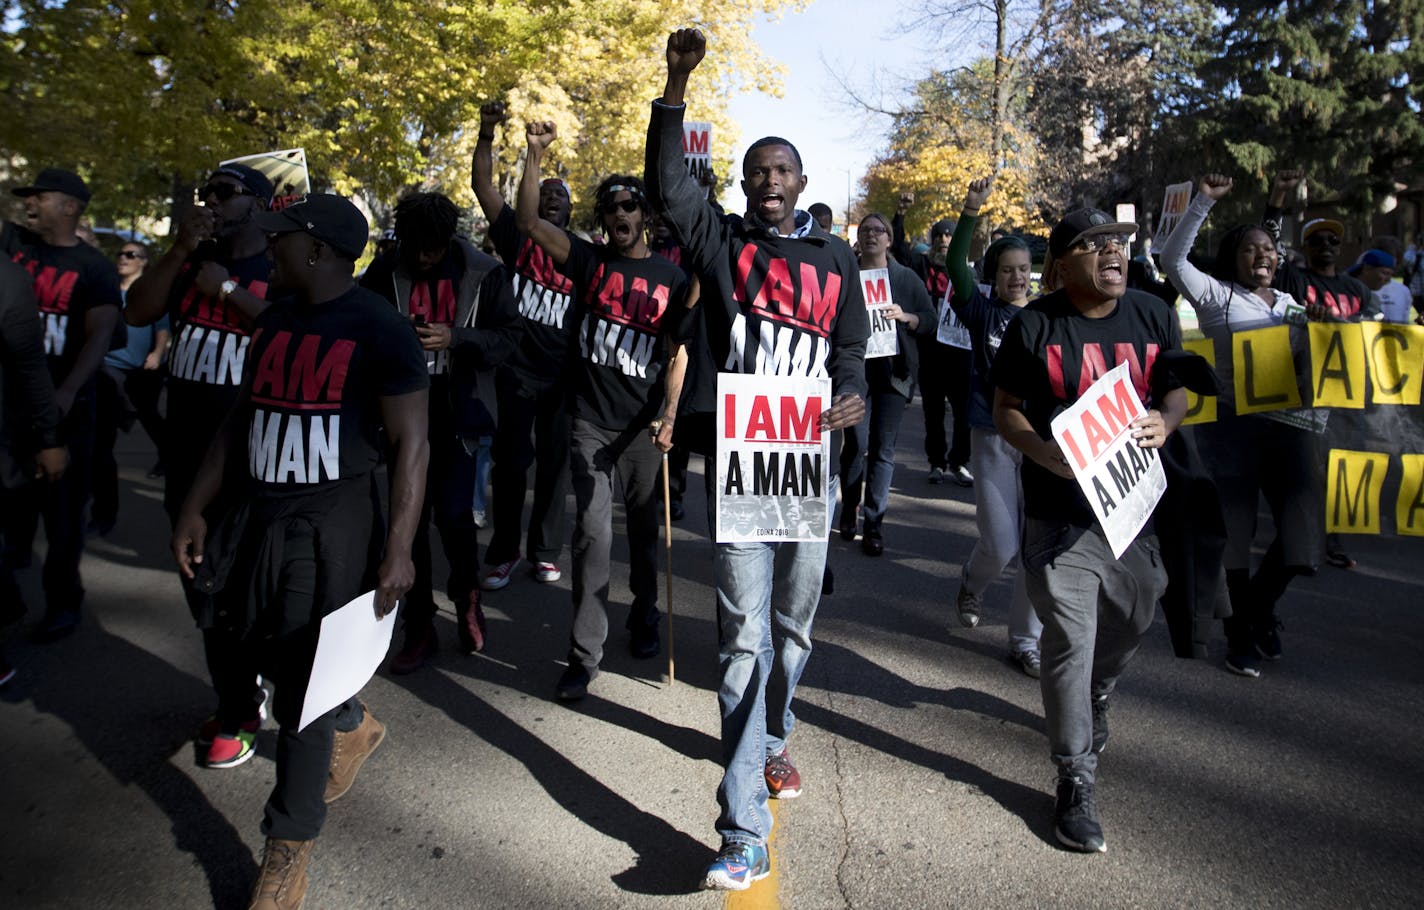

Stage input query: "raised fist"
[
  {"left": 1273, "top": 168, "right": 1304, "bottom": 194},
  {"left": 480, "top": 101, "right": 508, "bottom": 131},
  {"left": 666, "top": 28, "right": 706, "bottom": 75},
  {"left": 964, "top": 177, "right": 994, "bottom": 211},
  {"left": 526, "top": 121, "right": 557, "bottom": 150},
  {"left": 1199, "top": 173, "right": 1233, "bottom": 201}
]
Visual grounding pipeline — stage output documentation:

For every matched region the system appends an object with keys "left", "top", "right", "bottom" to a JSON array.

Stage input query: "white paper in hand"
[{"left": 298, "top": 591, "right": 398, "bottom": 731}]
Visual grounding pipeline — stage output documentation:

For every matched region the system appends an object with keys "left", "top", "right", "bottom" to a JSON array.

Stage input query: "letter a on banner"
[
  {"left": 1180, "top": 336, "right": 1217, "bottom": 425},
  {"left": 1396, "top": 455, "right": 1424, "bottom": 537},
  {"left": 1326, "top": 449, "right": 1389, "bottom": 534},
  {"left": 1360, "top": 323, "right": 1424, "bottom": 406},
  {"left": 1308, "top": 323, "right": 1366, "bottom": 409},
  {"left": 1233, "top": 325, "right": 1300, "bottom": 415}
]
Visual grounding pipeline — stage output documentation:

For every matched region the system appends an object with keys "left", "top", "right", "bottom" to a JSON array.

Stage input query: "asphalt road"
[{"left": 2, "top": 411, "right": 1421, "bottom": 909}]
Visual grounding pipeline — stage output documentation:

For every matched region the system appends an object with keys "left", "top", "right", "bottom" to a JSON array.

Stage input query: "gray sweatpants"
[{"left": 1022, "top": 519, "right": 1164, "bottom": 784}]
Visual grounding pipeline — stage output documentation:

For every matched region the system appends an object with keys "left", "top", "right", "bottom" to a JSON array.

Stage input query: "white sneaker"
[{"left": 532, "top": 561, "right": 562, "bottom": 583}]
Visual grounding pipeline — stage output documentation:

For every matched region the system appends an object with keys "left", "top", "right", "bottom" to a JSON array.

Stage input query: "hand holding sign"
[
  {"left": 820, "top": 393, "right": 865, "bottom": 431},
  {"left": 1129, "top": 409, "right": 1168, "bottom": 447}
]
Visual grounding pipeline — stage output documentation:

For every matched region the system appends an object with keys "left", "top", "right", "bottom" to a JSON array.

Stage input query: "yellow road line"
[{"left": 726, "top": 800, "right": 780, "bottom": 910}]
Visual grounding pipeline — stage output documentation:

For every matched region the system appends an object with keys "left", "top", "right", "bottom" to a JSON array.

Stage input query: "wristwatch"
[{"left": 219, "top": 278, "right": 238, "bottom": 300}]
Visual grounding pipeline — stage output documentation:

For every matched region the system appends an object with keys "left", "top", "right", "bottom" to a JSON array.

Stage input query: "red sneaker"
[
  {"left": 765, "top": 748, "right": 802, "bottom": 799},
  {"left": 481, "top": 555, "right": 522, "bottom": 591},
  {"left": 457, "top": 590, "right": 487, "bottom": 654},
  {"left": 532, "top": 561, "right": 562, "bottom": 583}
]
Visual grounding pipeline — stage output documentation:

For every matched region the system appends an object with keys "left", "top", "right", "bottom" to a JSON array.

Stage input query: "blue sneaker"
[{"left": 700, "top": 841, "right": 770, "bottom": 891}]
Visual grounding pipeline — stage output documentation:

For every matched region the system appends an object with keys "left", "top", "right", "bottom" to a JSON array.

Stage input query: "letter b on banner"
[{"left": 1180, "top": 337, "right": 1217, "bottom": 425}]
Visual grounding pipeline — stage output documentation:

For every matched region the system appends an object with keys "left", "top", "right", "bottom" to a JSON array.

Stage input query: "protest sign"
[
  {"left": 714, "top": 374, "right": 832, "bottom": 544},
  {"left": 220, "top": 148, "right": 310, "bottom": 211},
  {"left": 860, "top": 268, "right": 899, "bottom": 359},
  {"left": 682, "top": 121, "right": 712, "bottom": 183},
  {"left": 1151, "top": 181, "right": 1193, "bottom": 246},
  {"left": 936, "top": 291, "right": 971, "bottom": 349},
  {"left": 1050, "top": 361, "right": 1167, "bottom": 558}
]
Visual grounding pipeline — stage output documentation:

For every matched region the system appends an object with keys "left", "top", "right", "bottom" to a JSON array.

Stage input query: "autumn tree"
[
  {"left": 0, "top": 1, "right": 796, "bottom": 230},
  {"left": 859, "top": 61, "right": 1042, "bottom": 241}
]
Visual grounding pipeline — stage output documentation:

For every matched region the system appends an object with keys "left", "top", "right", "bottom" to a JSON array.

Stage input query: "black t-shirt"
[
  {"left": 242, "top": 286, "right": 429, "bottom": 493},
  {"left": 560, "top": 238, "right": 687, "bottom": 431},
  {"left": 3, "top": 224, "right": 121, "bottom": 387},
  {"left": 1274, "top": 262, "right": 1372, "bottom": 321},
  {"left": 360, "top": 249, "right": 462, "bottom": 377},
  {"left": 990, "top": 288, "right": 1182, "bottom": 526},
  {"left": 167, "top": 248, "right": 271, "bottom": 398},
  {"left": 489, "top": 205, "right": 577, "bottom": 388}
]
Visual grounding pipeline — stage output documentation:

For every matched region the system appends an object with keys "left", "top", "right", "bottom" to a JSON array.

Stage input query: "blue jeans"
[
  {"left": 839, "top": 390, "right": 908, "bottom": 527},
  {"left": 711, "top": 537, "right": 826, "bottom": 845}
]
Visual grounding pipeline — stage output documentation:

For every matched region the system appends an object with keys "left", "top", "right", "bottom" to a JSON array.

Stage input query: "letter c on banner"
[{"left": 1361, "top": 323, "right": 1424, "bottom": 405}]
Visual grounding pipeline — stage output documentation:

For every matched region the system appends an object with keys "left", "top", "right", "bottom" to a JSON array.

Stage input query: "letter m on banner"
[{"left": 1326, "top": 449, "right": 1389, "bottom": 534}]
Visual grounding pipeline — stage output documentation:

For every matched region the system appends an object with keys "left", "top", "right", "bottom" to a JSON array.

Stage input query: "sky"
[{"left": 724, "top": 0, "right": 962, "bottom": 221}]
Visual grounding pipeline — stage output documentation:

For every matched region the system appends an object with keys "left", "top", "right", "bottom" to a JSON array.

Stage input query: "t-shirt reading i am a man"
[
  {"left": 242, "top": 287, "right": 428, "bottom": 493},
  {"left": 560, "top": 238, "right": 688, "bottom": 431},
  {"left": 489, "top": 205, "right": 577, "bottom": 389},
  {"left": 3, "top": 223, "right": 121, "bottom": 388},
  {"left": 990, "top": 288, "right": 1182, "bottom": 528}
]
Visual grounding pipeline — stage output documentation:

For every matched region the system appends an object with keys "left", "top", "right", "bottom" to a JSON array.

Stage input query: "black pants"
[
  {"left": 92, "top": 365, "right": 165, "bottom": 526},
  {"left": 917, "top": 341, "right": 972, "bottom": 470},
  {"left": 486, "top": 367, "right": 570, "bottom": 566},
  {"left": 3, "top": 400, "right": 94, "bottom": 615},
  {"left": 403, "top": 396, "right": 481, "bottom": 628}
]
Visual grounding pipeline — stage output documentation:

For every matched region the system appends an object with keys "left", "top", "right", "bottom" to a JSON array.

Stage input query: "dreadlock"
[{"left": 393, "top": 191, "right": 459, "bottom": 252}]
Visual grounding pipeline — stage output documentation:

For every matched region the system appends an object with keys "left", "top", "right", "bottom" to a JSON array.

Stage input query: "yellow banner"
[
  {"left": 1396, "top": 455, "right": 1424, "bottom": 537},
  {"left": 1180, "top": 337, "right": 1217, "bottom": 426},
  {"left": 1232, "top": 325, "right": 1301, "bottom": 415},
  {"left": 1326, "top": 449, "right": 1390, "bottom": 534},
  {"left": 1360, "top": 322, "right": 1424, "bottom": 406},
  {"left": 1308, "top": 323, "right": 1366, "bottom": 408}
]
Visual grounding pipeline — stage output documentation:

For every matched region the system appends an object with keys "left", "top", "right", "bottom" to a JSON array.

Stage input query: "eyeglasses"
[
  {"left": 1306, "top": 233, "right": 1341, "bottom": 247},
  {"left": 117, "top": 250, "right": 145, "bottom": 260},
  {"left": 599, "top": 199, "right": 641, "bottom": 215},
  {"left": 199, "top": 182, "right": 256, "bottom": 202},
  {"left": 857, "top": 225, "right": 888, "bottom": 236},
  {"left": 1071, "top": 233, "right": 1130, "bottom": 253}
]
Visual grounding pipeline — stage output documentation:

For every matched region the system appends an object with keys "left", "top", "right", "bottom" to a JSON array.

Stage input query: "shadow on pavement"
[{"left": 2, "top": 619, "right": 257, "bottom": 908}]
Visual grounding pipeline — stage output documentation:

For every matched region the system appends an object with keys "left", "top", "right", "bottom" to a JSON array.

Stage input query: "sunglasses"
[
  {"left": 1306, "top": 233, "right": 1342, "bottom": 247},
  {"left": 1071, "top": 233, "right": 1130, "bottom": 253},
  {"left": 199, "top": 182, "right": 256, "bottom": 202},
  {"left": 117, "top": 250, "right": 145, "bottom": 260},
  {"left": 599, "top": 199, "right": 641, "bottom": 215}
]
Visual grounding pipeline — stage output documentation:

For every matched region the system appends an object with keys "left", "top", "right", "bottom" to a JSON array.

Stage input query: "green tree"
[{"left": 1188, "top": 0, "right": 1424, "bottom": 219}]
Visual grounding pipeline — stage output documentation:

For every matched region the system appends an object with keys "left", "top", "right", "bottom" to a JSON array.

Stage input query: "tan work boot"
[
  {"left": 248, "top": 837, "right": 314, "bottom": 910},
  {"left": 325, "top": 703, "right": 385, "bottom": 803}
]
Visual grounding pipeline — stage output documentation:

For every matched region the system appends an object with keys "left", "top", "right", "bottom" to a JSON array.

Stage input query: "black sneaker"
[
  {"left": 556, "top": 663, "right": 595, "bottom": 701},
  {"left": 1254, "top": 619, "right": 1283, "bottom": 661},
  {"left": 1091, "top": 694, "right": 1110, "bottom": 754},
  {"left": 1054, "top": 774, "right": 1107, "bottom": 853},
  {"left": 1225, "top": 652, "right": 1262, "bottom": 678},
  {"left": 629, "top": 623, "right": 661, "bottom": 659}
]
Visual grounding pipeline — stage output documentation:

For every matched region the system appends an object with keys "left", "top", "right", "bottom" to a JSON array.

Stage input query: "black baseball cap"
[
  {"left": 12, "top": 167, "right": 91, "bottom": 204},
  {"left": 254, "top": 194, "right": 370, "bottom": 262},
  {"left": 931, "top": 219, "right": 956, "bottom": 237},
  {"left": 1049, "top": 208, "right": 1138, "bottom": 258},
  {"left": 211, "top": 163, "right": 275, "bottom": 204}
]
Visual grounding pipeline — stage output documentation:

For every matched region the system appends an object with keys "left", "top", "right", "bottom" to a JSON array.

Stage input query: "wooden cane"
[{"left": 661, "top": 450, "right": 675, "bottom": 687}]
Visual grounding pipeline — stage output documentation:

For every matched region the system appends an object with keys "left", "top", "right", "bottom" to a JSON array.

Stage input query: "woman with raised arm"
[
  {"left": 943, "top": 177, "right": 1044, "bottom": 678},
  {"left": 1160, "top": 173, "right": 1317, "bottom": 679},
  {"left": 838, "top": 212, "right": 936, "bottom": 555}
]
